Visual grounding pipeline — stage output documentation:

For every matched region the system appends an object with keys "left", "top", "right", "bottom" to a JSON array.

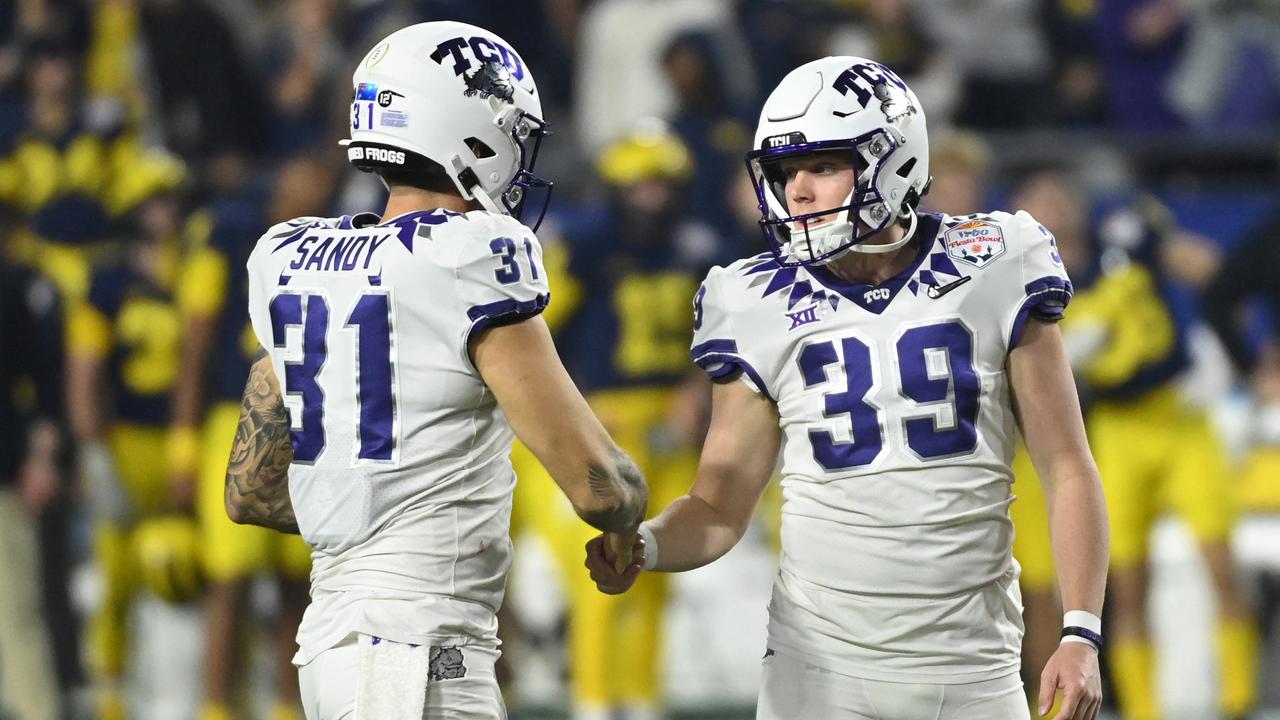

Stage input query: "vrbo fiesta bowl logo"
[{"left": 945, "top": 220, "right": 1006, "bottom": 268}]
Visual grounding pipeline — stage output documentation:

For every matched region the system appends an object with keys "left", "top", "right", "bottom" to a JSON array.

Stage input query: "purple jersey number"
[
  {"left": 345, "top": 293, "right": 395, "bottom": 460},
  {"left": 270, "top": 293, "right": 328, "bottom": 463},
  {"left": 798, "top": 320, "right": 980, "bottom": 470},
  {"left": 490, "top": 236, "right": 542, "bottom": 285},
  {"left": 799, "top": 337, "right": 882, "bottom": 469},
  {"left": 270, "top": 290, "right": 397, "bottom": 463}
]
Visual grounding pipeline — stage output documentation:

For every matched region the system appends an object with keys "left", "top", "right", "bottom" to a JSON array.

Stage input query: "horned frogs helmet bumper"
[
  {"left": 747, "top": 57, "right": 931, "bottom": 266},
  {"left": 344, "top": 21, "right": 553, "bottom": 229}
]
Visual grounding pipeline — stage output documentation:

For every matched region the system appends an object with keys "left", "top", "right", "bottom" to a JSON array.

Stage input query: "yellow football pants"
[
  {"left": 511, "top": 387, "right": 696, "bottom": 709},
  {"left": 88, "top": 424, "right": 170, "bottom": 678},
  {"left": 198, "top": 401, "right": 311, "bottom": 582}
]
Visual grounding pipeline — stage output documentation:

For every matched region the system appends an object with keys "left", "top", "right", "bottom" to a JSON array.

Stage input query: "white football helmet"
[
  {"left": 344, "top": 21, "right": 552, "bottom": 227},
  {"left": 747, "top": 56, "right": 930, "bottom": 266}
]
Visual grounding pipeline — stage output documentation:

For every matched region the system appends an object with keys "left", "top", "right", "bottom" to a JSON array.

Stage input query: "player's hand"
[
  {"left": 605, "top": 529, "right": 639, "bottom": 573},
  {"left": 584, "top": 534, "right": 644, "bottom": 595},
  {"left": 1039, "top": 642, "right": 1102, "bottom": 719}
]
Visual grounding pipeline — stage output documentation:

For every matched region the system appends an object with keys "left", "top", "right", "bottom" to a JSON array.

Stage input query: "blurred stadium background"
[{"left": 1, "top": 1, "right": 1278, "bottom": 719}]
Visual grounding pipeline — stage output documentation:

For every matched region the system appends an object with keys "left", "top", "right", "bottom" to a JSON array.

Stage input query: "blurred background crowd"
[{"left": 1, "top": 0, "right": 1279, "bottom": 719}]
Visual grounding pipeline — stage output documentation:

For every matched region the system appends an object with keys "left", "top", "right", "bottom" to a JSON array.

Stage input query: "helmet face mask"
[
  {"left": 496, "top": 109, "right": 553, "bottom": 229},
  {"left": 749, "top": 57, "right": 930, "bottom": 267},
  {"left": 748, "top": 136, "right": 894, "bottom": 267},
  {"left": 345, "top": 22, "right": 554, "bottom": 229}
]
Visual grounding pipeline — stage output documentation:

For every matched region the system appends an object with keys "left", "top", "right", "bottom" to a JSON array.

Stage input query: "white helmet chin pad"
[
  {"left": 747, "top": 57, "right": 931, "bottom": 267},
  {"left": 780, "top": 205, "right": 918, "bottom": 265}
]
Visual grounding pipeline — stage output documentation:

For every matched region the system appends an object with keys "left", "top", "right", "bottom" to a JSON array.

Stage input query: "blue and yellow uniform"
[
  {"left": 1074, "top": 258, "right": 1256, "bottom": 720},
  {"left": 510, "top": 129, "right": 717, "bottom": 714},
  {"left": 0, "top": 115, "right": 182, "bottom": 303},
  {"left": 510, "top": 208, "right": 714, "bottom": 714},
  {"left": 68, "top": 259, "right": 185, "bottom": 694},
  {"left": 512, "top": 219, "right": 708, "bottom": 714},
  {"left": 0, "top": 122, "right": 118, "bottom": 301},
  {"left": 1009, "top": 201, "right": 1256, "bottom": 720},
  {"left": 176, "top": 205, "right": 312, "bottom": 584}
]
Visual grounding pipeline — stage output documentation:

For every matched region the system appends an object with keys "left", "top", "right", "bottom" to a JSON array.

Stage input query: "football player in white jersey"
[
  {"left": 586, "top": 57, "right": 1109, "bottom": 720},
  {"left": 224, "top": 21, "right": 648, "bottom": 720}
]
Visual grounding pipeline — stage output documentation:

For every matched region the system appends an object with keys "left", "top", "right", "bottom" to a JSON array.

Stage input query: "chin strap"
[
  {"left": 849, "top": 207, "right": 917, "bottom": 254},
  {"left": 449, "top": 154, "right": 506, "bottom": 215}
]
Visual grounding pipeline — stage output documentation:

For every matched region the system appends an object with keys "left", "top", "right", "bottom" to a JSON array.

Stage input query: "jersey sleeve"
[
  {"left": 1008, "top": 210, "right": 1074, "bottom": 348},
  {"left": 453, "top": 216, "right": 552, "bottom": 349},
  {"left": 689, "top": 266, "right": 773, "bottom": 400},
  {"left": 245, "top": 222, "right": 287, "bottom": 354}
]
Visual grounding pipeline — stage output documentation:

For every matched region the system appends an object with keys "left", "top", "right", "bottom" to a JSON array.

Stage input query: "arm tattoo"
[
  {"left": 225, "top": 350, "right": 300, "bottom": 534},
  {"left": 580, "top": 447, "right": 648, "bottom": 533}
]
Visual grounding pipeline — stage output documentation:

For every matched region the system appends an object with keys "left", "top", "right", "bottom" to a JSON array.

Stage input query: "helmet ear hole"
[
  {"left": 465, "top": 138, "right": 496, "bottom": 160},
  {"left": 895, "top": 157, "right": 917, "bottom": 179}
]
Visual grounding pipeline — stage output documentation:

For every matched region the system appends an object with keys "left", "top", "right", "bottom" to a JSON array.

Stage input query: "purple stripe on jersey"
[
  {"left": 465, "top": 293, "right": 551, "bottom": 348},
  {"left": 762, "top": 267, "right": 799, "bottom": 298},
  {"left": 272, "top": 226, "right": 314, "bottom": 253},
  {"left": 787, "top": 280, "right": 814, "bottom": 309},
  {"left": 394, "top": 221, "right": 417, "bottom": 253},
  {"left": 693, "top": 352, "right": 774, "bottom": 402},
  {"left": 388, "top": 208, "right": 463, "bottom": 252},
  {"left": 744, "top": 255, "right": 780, "bottom": 275},
  {"left": 1009, "top": 276, "right": 1075, "bottom": 348},
  {"left": 929, "top": 250, "right": 961, "bottom": 278},
  {"left": 691, "top": 338, "right": 739, "bottom": 359}
]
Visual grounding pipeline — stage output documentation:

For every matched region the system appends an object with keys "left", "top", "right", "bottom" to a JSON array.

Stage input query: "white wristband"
[
  {"left": 1062, "top": 610, "right": 1102, "bottom": 634},
  {"left": 637, "top": 523, "right": 658, "bottom": 571}
]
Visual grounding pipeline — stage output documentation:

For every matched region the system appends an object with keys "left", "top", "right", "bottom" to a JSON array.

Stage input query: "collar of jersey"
[
  {"left": 340, "top": 209, "right": 460, "bottom": 229},
  {"left": 805, "top": 212, "right": 942, "bottom": 315}
]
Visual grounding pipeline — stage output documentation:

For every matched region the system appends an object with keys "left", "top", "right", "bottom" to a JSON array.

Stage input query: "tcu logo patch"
[
  {"left": 863, "top": 287, "right": 890, "bottom": 303},
  {"left": 945, "top": 221, "right": 1006, "bottom": 268},
  {"left": 430, "top": 36, "right": 526, "bottom": 81}
]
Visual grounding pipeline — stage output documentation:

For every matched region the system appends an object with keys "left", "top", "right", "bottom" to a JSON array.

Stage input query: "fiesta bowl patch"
[{"left": 945, "top": 221, "right": 1006, "bottom": 268}]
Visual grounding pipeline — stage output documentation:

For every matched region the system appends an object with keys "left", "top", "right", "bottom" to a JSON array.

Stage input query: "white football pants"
[
  {"left": 298, "top": 633, "right": 505, "bottom": 720},
  {"left": 758, "top": 651, "right": 1029, "bottom": 720}
]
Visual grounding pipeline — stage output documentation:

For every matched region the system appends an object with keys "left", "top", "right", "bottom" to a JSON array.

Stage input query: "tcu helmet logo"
[
  {"left": 430, "top": 36, "right": 526, "bottom": 82},
  {"left": 463, "top": 61, "right": 515, "bottom": 103},
  {"left": 832, "top": 62, "right": 909, "bottom": 113}
]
